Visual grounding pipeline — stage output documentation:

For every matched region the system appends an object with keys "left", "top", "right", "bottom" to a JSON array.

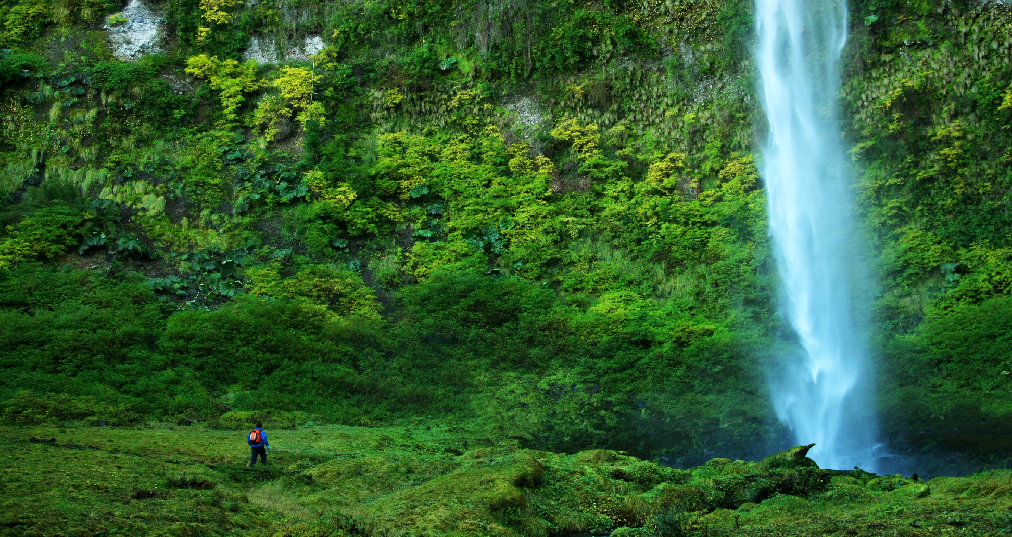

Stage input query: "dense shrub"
[
  {"left": 0, "top": 206, "right": 91, "bottom": 270},
  {"left": 923, "top": 296, "right": 1012, "bottom": 390},
  {"left": 534, "top": 10, "right": 655, "bottom": 72},
  {"left": 91, "top": 61, "right": 154, "bottom": 94},
  {"left": 0, "top": 51, "right": 45, "bottom": 90},
  {"left": 0, "top": 390, "right": 138, "bottom": 425},
  {"left": 1, "top": 0, "right": 49, "bottom": 46}
]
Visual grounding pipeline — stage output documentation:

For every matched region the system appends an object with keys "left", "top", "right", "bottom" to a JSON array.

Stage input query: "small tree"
[
  {"left": 252, "top": 67, "right": 324, "bottom": 142},
  {"left": 185, "top": 55, "right": 264, "bottom": 124}
]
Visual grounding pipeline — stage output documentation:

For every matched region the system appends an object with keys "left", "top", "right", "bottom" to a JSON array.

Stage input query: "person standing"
[{"left": 248, "top": 423, "right": 269, "bottom": 468}]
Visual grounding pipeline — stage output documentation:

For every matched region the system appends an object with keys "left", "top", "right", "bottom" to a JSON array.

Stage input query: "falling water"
[{"left": 754, "top": 0, "right": 879, "bottom": 470}]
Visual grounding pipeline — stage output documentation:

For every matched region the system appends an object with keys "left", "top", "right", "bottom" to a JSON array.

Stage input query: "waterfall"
[{"left": 754, "top": 0, "right": 880, "bottom": 470}]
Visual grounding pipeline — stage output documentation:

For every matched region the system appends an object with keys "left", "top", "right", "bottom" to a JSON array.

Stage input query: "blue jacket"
[{"left": 248, "top": 428, "right": 269, "bottom": 449}]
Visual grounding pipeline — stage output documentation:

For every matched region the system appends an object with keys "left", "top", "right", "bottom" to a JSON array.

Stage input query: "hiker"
[{"left": 248, "top": 423, "right": 270, "bottom": 467}]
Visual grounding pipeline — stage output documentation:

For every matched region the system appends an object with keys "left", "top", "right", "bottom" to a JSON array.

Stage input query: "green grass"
[{"left": 2, "top": 425, "right": 1011, "bottom": 536}]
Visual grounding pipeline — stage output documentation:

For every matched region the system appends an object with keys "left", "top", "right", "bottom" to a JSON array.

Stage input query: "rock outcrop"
[{"left": 104, "top": 0, "right": 165, "bottom": 60}]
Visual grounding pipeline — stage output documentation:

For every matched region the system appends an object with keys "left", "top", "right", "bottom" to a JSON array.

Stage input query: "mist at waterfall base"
[{"left": 754, "top": 0, "right": 887, "bottom": 472}]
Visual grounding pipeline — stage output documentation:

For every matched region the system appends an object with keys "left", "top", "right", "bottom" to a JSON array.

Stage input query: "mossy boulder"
[
  {"left": 866, "top": 474, "right": 910, "bottom": 492},
  {"left": 823, "top": 483, "right": 875, "bottom": 503},
  {"left": 886, "top": 484, "right": 930, "bottom": 500},
  {"left": 342, "top": 444, "right": 836, "bottom": 535},
  {"left": 687, "top": 444, "right": 833, "bottom": 509}
]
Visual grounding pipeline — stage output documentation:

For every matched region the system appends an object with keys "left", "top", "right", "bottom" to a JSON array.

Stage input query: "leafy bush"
[
  {"left": 245, "top": 263, "right": 381, "bottom": 320},
  {"left": 91, "top": 61, "right": 154, "bottom": 94},
  {"left": 536, "top": 10, "right": 654, "bottom": 72},
  {"left": 185, "top": 54, "right": 263, "bottom": 121},
  {"left": 1, "top": 0, "right": 49, "bottom": 46},
  {"left": 216, "top": 409, "right": 309, "bottom": 429},
  {"left": 0, "top": 390, "right": 138, "bottom": 425},
  {"left": 216, "top": 409, "right": 267, "bottom": 429},
  {"left": 400, "top": 270, "right": 554, "bottom": 334},
  {"left": 0, "top": 205, "right": 90, "bottom": 270},
  {"left": 923, "top": 296, "right": 1012, "bottom": 391},
  {"left": 180, "top": 129, "right": 234, "bottom": 206},
  {"left": 253, "top": 67, "right": 324, "bottom": 140},
  {"left": 0, "top": 51, "right": 46, "bottom": 90},
  {"left": 162, "top": 295, "right": 372, "bottom": 385},
  {"left": 164, "top": 0, "right": 202, "bottom": 46}
]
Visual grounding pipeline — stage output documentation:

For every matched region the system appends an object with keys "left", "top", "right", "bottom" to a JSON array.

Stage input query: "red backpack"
[{"left": 248, "top": 429, "right": 262, "bottom": 444}]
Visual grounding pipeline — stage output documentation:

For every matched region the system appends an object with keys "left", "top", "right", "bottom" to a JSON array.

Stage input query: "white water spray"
[{"left": 754, "top": 0, "right": 879, "bottom": 470}]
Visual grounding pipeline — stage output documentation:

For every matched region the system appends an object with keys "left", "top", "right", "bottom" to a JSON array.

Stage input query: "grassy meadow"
[{"left": 2, "top": 423, "right": 1012, "bottom": 536}]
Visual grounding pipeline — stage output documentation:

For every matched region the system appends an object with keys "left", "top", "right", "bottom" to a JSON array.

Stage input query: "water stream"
[{"left": 754, "top": 0, "right": 880, "bottom": 470}]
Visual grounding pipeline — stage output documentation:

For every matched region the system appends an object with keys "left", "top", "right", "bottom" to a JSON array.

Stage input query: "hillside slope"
[{"left": 0, "top": 0, "right": 1011, "bottom": 473}]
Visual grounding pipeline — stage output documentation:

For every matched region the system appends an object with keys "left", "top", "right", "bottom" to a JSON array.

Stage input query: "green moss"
[{"left": 2, "top": 426, "right": 1011, "bottom": 536}]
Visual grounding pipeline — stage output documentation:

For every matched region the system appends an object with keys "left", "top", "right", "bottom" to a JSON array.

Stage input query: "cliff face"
[
  {"left": 842, "top": 1, "right": 1012, "bottom": 472},
  {"left": 0, "top": 0, "right": 1010, "bottom": 471}
]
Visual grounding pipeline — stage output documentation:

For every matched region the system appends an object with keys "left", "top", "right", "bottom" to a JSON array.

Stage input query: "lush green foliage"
[
  {"left": 0, "top": 0, "right": 48, "bottom": 46},
  {"left": 0, "top": 50, "right": 45, "bottom": 89},
  {"left": 0, "top": 0, "right": 1011, "bottom": 483},
  {"left": 838, "top": 0, "right": 1012, "bottom": 462}
]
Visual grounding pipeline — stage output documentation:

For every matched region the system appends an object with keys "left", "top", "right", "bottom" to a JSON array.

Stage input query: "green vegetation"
[
  {"left": 841, "top": 0, "right": 1012, "bottom": 469},
  {"left": 0, "top": 0, "right": 1011, "bottom": 532},
  {"left": 3, "top": 425, "right": 1011, "bottom": 536},
  {"left": 0, "top": 0, "right": 778, "bottom": 467}
]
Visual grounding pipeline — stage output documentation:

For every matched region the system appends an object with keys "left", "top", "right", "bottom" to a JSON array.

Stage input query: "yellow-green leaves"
[
  {"left": 551, "top": 118, "right": 602, "bottom": 161},
  {"left": 370, "top": 125, "right": 567, "bottom": 278},
  {"left": 550, "top": 118, "right": 626, "bottom": 181},
  {"left": 641, "top": 152, "right": 687, "bottom": 193},
  {"left": 879, "top": 70, "right": 933, "bottom": 111},
  {"left": 196, "top": 0, "right": 241, "bottom": 42},
  {"left": 1000, "top": 84, "right": 1012, "bottom": 111},
  {"left": 1, "top": 0, "right": 49, "bottom": 46},
  {"left": 245, "top": 263, "right": 381, "bottom": 320},
  {"left": 251, "top": 94, "right": 291, "bottom": 141},
  {"left": 275, "top": 67, "right": 320, "bottom": 109},
  {"left": 185, "top": 55, "right": 264, "bottom": 123},
  {"left": 375, "top": 131, "right": 436, "bottom": 200},
  {"left": 304, "top": 169, "right": 357, "bottom": 210},
  {"left": 447, "top": 89, "right": 484, "bottom": 132},
  {"left": 507, "top": 143, "right": 554, "bottom": 186},
  {"left": 0, "top": 237, "right": 32, "bottom": 272},
  {"left": 105, "top": 12, "right": 127, "bottom": 26},
  {"left": 384, "top": 88, "right": 405, "bottom": 108},
  {"left": 276, "top": 66, "right": 324, "bottom": 127},
  {"left": 199, "top": 0, "right": 240, "bottom": 24},
  {"left": 251, "top": 67, "right": 324, "bottom": 141},
  {"left": 716, "top": 155, "right": 759, "bottom": 196}
]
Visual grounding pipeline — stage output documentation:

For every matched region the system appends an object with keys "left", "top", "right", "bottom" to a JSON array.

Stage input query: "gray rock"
[{"left": 104, "top": 0, "right": 165, "bottom": 61}]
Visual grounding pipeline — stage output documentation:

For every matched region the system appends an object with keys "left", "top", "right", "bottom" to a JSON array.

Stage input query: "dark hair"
[{"left": 255, "top": 422, "right": 262, "bottom": 428}]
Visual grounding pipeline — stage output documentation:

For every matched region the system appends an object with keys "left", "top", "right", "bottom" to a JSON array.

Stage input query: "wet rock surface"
[{"left": 104, "top": 0, "right": 165, "bottom": 60}]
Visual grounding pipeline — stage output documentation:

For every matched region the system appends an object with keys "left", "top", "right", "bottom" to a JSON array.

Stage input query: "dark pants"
[{"left": 250, "top": 446, "right": 267, "bottom": 467}]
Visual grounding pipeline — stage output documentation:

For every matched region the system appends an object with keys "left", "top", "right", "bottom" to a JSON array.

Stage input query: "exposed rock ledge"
[
  {"left": 104, "top": 0, "right": 165, "bottom": 61},
  {"left": 244, "top": 35, "right": 325, "bottom": 65}
]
